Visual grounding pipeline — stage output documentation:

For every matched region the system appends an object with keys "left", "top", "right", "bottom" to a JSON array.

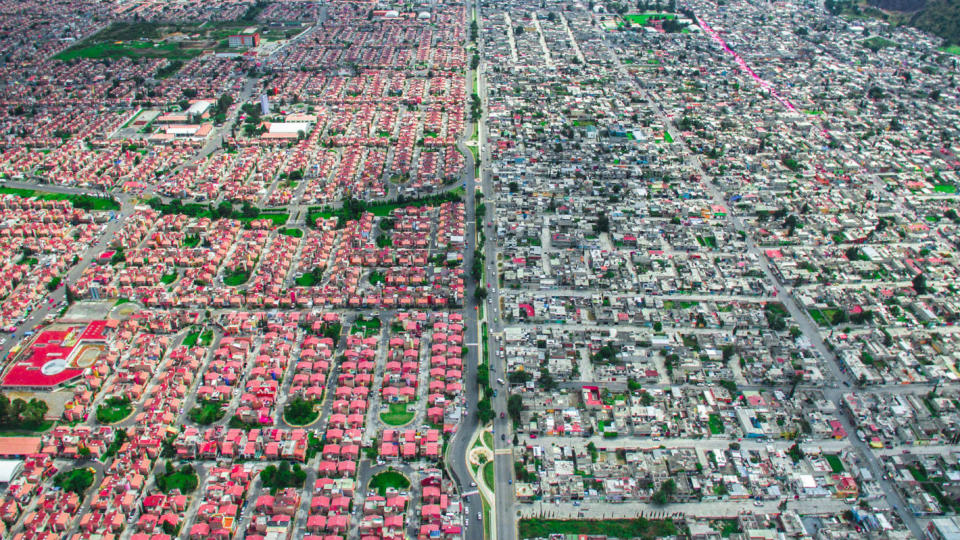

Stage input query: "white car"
[{"left": 477, "top": 512, "right": 482, "bottom": 520}]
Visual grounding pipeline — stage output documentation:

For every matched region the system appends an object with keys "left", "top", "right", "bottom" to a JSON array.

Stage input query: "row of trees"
[{"left": 0, "top": 394, "right": 48, "bottom": 429}]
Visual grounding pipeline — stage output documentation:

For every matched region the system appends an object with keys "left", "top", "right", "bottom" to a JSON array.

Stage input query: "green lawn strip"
[
  {"left": 482, "top": 494, "right": 492, "bottom": 538},
  {"left": 622, "top": 12, "right": 677, "bottom": 25},
  {"left": 519, "top": 518, "right": 679, "bottom": 539},
  {"left": 237, "top": 213, "right": 289, "bottom": 226},
  {"left": 482, "top": 322, "right": 489, "bottom": 365},
  {"left": 308, "top": 191, "right": 463, "bottom": 226},
  {"left": 483, "top": 431, "right": 494, "bottom": 449},
  {"left": 369, "top": 470, "right": 410, "bottom": 496},
  {"left": 483, "top": 461, "right": 495, "bottom": 493},
  {"left": 0, "top": 420, "right": 55, "bottom": 437},
  {"left": 380, "top": 402, "right": 414, "bottom": 426},
  {"left": 825, "top": 454, "right": 844, "bottom": 473},
  {"left": 279, "top": 227, "right": 303, "bottom": 237},
  {"left": 0, "top": 187, "right": 120, "bottom": 210}
]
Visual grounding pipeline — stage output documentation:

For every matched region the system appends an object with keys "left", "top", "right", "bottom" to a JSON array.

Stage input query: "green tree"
[
  {"left": 913, "top": 273, "right": 927, "bottom": 294},
  {"left": 651, "top": 479, "right": 676, "bottom": 505},
  {"left": 217, "top": 201, "right": 234, "bottom": 218},
  {"left": 507, "top": 394, "right": 523, "bottom": 424}
]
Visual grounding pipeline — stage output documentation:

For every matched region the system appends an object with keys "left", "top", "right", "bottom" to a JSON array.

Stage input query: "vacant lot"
[
  {"left": 55, "top": 20, "right": 291, "bottom": 61},
  {"left": 519, "top": 518, "right": 678, "bottom": 539}
]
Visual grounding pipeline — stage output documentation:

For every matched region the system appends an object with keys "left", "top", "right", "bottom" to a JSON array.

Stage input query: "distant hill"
[
  {"left": 867, "top": 0, "right": 960, "bottom": 45},
  {"left": 909, "top": 0, "right": 960, "bottom": 45},
  {"left": 868, "top": 0, "right": 925, "bottom": 12}
]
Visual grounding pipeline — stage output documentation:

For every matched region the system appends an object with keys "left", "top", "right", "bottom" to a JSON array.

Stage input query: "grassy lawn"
[
  {"left": 187, "top": 401, "right": 225, "bottom": 425},
  {"left": 483, "top": 431, "right": 494, "bottom": 449},
  {"left": 156, "top": 463, "right": 199, "bottom": 493},
  {"left": 224, "top": 269, "right": 251, "bottom": 287},
  {"left": 623, "top": 12, "right": 677, "bottom": 26},
  {"left": 198, "top": 330, "right": 213, "bottom": 346},
  {"left": 279, "top": 227, "right": 303, "bottom": 237},
  {"left": 369, "top": 270, "right": 386, "bottom": 286},
  {"left": 283, "top": 398, "right": 320, "bottom": 426},
  {"left": 183, "top": 235, "right": 201, "bottom": 247},
  {"left": 942, "top": 45, "right": 960, "bottom": 56},
  {"left": 351, "top": 317, "right": 381, "bottom": 337},
  {"left": 183, "top": 331, "right": 200, "bottom": 347},
  {"left": 54, "top": 467, "right": 95, "bottom": 496},
  {"left": 380, "top": 403, "right": 414, "bottom": 426},
  {"left": 708, "top": 413, "right": 725, "bottom": 434},
  {"left": 294, "top": 273, "right": 317, "bottom": 286},
  {"left": 369, "top": 470, "right": 410, "bottom": 496},
  {"left": 519, "top": 518, "right": 678, "bottom": 539},
  {"left": 663, "top": 131, "right": 674, "bottom": 143},
  {"left": 56, "top": 40, "right": 203, "bottom": 61},
  {"left": 821, "top": 308, "right": 842, "bottom": 325},
  {"left": 0, "top": 420, "right": 55, "bottom": 437},
  {"left": 861, "top": 36, "right": 896, "bottom": 51},
  {"left": 809, "top": 309, "right": 829, "bottom": 327},
  {"left": 825, "top": 454, "right": 844, "bottom": 473},
  {"left": 238, "top": 213, "right": 289, "bottom": 226},
  {"left": 934, "top": 184, "right": 957, "bottom": 194},
  {"left": 96, "top": 397, "right": 132, "bottom": 424},
  {"left": 160, "top": 272, "right": 177, "bottom": 284},
  {"left": 0, "top": 187, "right": 120, "bottom": 211},
  {"left": 483, "top": 461, "right": 495, "bottom": 493}
]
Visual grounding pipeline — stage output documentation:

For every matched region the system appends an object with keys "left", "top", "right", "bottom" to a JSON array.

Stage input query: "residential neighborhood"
[{"left": 0, "top": 0, "right": 956, "bottom": 538}]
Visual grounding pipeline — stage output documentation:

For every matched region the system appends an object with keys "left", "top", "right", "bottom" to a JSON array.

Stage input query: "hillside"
[
  {"left": 909, "top": 0, "right": 960, "bottom": 45},
  {"left": 867, "top": 0, "right": 960, "bottom": 45},
  {"left": 868, "top": 0, "right": 925, "bottom": 12}
]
